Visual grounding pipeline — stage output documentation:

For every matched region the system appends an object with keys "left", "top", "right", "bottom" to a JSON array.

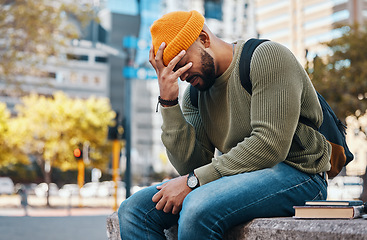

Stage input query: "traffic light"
[
  {"left": 73, "top": 148, "right": 83, "bottom": 159},
  {"left": 108, "top": 112, "right": 121, "bottom": 140}
]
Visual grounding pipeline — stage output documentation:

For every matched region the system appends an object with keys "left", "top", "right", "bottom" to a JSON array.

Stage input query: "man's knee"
[
  {"left": 118, "top": 188, "right": 148, "bottom": 224},
  {"left": 180, "top": 189, "right": 212, "bottom": 224}
]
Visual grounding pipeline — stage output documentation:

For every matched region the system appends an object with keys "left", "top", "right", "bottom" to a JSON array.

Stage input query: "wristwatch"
[{"left": 187, "top": 171, "right": 200, "bottom": 189}]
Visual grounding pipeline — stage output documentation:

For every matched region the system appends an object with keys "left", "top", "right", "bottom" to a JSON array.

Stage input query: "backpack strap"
[
  {"left": 189, "top": 84, "right": 199, "bottom": 108},
  {"left": 239, "top": 38, "right": 269, "bottom": 95}
]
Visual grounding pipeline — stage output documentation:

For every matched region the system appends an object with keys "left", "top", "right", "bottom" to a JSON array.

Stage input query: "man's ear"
[{"left": 198, "top": 30, "right": 210, "bottom": 48}]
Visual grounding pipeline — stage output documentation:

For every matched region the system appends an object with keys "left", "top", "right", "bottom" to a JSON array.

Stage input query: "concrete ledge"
[{"left": 107, "top": 212, "right": 367, "bottom": 240}]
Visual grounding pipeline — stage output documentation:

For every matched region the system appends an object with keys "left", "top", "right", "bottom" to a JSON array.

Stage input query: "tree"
[
  {"left": 13, "top": 91, "right": 116, "bottom": 205},
  {"left": 0, "top": 0, "right": 95, "bottom": 89},
  {"left": 305, "top": 23, "right": 367, "bottom": 123},
  {"left": 0, "top": 102, "right": 28, "bottom": 167}
]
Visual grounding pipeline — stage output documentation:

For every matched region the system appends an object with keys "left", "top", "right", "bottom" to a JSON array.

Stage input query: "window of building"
[
  {"left": 66, "top": 53, "right": 89, "bottom": 61},
  {"left": 82, "top": 75, "right": 89, "bottom": 84},
  {"left": 256, "top": 0, "right": 288, "bottom": 15},
  {"left": 260, "top": 28, "right": 289, "bottom": 40},
  {"left": 70, "top": 72, "right": 78, "bottom": 83},
  {"left": 304, "top": 0, "right": 347, "bottom": 15},
  {"left": 304, "top": 10, "right": 349, "bottom": 30},
  {"left": 304, "top": 28, "right": 344, "bottom": 46},
  {"left": 95, "top": 56, "right": 108, "bottom": 63},
  {"left": 47, "top": 72, "right": 56, "bottom": 79},
  {"left": 257, "top": 14, "right": 289, "bottom": 29},
  {"left": 94, "top": 76, "right": 101, "bottom": 85},
  {"left": 56, "top": 72, "right": 64, "bottom": 83},
  {"left": 204, "top": 0, "right": 223, "bottom": 20}
]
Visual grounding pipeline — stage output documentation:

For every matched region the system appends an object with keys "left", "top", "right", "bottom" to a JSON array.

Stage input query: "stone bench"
[{"left": 107, "top": 212, "right": 367, "bottom": 239}]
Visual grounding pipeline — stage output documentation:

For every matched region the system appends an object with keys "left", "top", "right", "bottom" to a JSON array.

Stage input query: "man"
[{"left": 118, "top": 10, "right": 331, "bottom": 240}]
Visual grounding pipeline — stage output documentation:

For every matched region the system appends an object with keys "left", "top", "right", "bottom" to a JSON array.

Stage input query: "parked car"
[
  {"left": 80, "top": 181, "right": 126, "bottom": 198},
  {"left": 59, "top": 184, "right": 79, "bottom": 198},
  {"left": 14, "top": 183, "right": 37, "bottom": 195},
  {"left": 328, "top": 176, "right": 363, "bottom": 200},
  {"left": 34, "top": 183, "right": 59, "bottom": 198},
  {"left": 80, "top": 182, "right": 99, "bottom": 198},
  {"left": 0, "top": 177, "right": 14, "bottom": 195},
  {"left": 100, "top": 181, "right": 125, "bottom": 197}
]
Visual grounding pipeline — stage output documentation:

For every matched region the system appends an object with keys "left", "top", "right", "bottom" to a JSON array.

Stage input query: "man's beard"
[{"left": 195, "top": 49, "right": 216, "bottom": 91}]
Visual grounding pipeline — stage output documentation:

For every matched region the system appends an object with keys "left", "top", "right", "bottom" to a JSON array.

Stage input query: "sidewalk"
[
  {"left": 0, "top": 194, "right": 121, "bottom": 217},
  {"left": 0, "top": 206, "right": 114, "bottom": 217}
]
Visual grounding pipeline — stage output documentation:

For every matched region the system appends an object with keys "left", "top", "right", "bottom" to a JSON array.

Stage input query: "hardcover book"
[
  {"left": 304, "top": 200, "right": 363, "bottom": 206},
  {"left": 293, "top": 205, "right": 364, "bottom": 219}
]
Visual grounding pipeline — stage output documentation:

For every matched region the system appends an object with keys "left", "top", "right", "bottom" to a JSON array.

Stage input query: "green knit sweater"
[{"left": 160, "top": 40, "right": 331, "bottom": 185}]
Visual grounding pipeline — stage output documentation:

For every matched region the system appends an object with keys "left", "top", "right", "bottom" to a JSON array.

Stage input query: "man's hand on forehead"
[{"left": 149, "top": 42, "right": 192, "bottom": 101}]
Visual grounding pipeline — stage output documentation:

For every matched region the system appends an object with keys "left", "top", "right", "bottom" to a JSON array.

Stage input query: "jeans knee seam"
[
  {"left": 208, "top": 177, "right": 314, "bottom": 239},
  {"left": 144, "top": 207, "right": 159, "bottom": 240}
]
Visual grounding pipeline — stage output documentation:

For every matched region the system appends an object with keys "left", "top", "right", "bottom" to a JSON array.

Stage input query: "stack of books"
[{"left": 293, "top": 200, "right": 365, "bottom": 219}]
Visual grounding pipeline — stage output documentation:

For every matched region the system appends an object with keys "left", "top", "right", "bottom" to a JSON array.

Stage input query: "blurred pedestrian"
[{"left": 18, "top": 185, "right": 28, "bottom": 216}]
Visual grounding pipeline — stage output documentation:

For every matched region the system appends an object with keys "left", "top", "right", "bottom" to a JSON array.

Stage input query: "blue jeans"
[{"left": 118, "top": 162, "right": 327, "bottom": 240}]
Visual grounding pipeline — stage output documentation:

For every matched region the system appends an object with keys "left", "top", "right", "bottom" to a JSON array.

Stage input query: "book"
[
  {"left": 293, "top": 205, "right": 364, "bottom": 219},
  {"left": 304, "top": 200, "right": 364, "bottom": 206}
]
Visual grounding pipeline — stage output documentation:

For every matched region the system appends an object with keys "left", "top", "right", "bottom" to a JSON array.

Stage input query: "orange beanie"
[{"left": 150, "top": 10, "right": 205, "bottom": 66}]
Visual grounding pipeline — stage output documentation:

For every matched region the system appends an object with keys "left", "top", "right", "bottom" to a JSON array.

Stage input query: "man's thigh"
[{"left": 180, "top": 162, "right": 327, "bottom": 228}]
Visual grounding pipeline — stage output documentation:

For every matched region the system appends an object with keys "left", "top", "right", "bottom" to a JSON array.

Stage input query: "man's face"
[{"left": 174, "top": 43, "right": 216, "bottom": 91}]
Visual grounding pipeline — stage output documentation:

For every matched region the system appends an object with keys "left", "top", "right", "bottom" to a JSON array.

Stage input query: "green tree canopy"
[{"left": 306, "top": 23, "right": 367, "bottom": 122}]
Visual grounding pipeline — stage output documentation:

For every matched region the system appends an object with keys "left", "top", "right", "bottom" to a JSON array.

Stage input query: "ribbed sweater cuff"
[
  {"left": 160, "top": 104, "right": 186, "bottom": 129},
  {"left": 194, "top": 162, "right": 222, "bottom": 185}
]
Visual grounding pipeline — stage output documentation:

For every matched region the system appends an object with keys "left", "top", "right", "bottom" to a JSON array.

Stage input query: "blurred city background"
[{"left": 1, "top": 0, "right": 367, "bottom": 238}]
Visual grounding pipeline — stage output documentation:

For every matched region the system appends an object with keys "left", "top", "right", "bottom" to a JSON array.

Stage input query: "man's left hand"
[{"left": 152, "top": 175, "right": 192, "bottom": 215}]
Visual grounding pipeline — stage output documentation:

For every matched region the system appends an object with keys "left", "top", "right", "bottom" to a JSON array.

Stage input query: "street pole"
[
  {"left": 124, "top": 76, "right": 132, "bottom": 199},
  {"left": 77, "top": 158, "right": 85, "bottom": 208},
  {"left": 112, "top": 139, "right": 120, "bottom": 211},
  {"left": 122, "top": 36, "right": 137, "bottom": 200}
]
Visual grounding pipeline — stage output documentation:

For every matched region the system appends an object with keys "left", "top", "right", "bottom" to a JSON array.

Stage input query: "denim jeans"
[{"left": 118, "top": 162, "right": 327, "bottom": 240}]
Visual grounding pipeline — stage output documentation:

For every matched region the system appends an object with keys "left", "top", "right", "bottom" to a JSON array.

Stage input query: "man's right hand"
[{"left": 149, "top": 42, "right": 192, "bottom": 102}]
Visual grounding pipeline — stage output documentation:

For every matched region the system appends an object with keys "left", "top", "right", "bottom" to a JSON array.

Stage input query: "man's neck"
[{"left": 214, "top": 40, "right": 234, "bottom": 77}]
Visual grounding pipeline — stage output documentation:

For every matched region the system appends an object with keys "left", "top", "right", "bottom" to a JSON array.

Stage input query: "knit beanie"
[{"left": 150, "top": 10, "right": 205, "bottom": 66}]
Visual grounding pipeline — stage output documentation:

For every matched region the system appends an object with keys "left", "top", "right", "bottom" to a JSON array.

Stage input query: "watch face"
[{"left": 188, "top": 176, "right": 198, "bottom": 188}]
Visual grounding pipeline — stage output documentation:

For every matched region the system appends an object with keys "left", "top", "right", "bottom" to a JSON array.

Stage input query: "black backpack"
[{"left": 189, "top": 38, "right": 354, "bottom": 178}]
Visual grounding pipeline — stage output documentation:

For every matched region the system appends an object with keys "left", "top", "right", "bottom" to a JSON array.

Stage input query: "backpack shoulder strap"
[
  {"left": 239, "top": 38, "right": 269, "bottom": 95},
  {"left": 189, "top": 85, "right": 199, "bottom": 108}
]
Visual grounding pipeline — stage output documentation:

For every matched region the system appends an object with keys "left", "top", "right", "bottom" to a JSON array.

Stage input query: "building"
[
  {"left": 255, "top": 0, "right": 367, "bottom": 177},
  {"left": 345, "top": 115, "right": 367, "bottom": 176},
  {"left": 255, "top": 0, "right": 367, "bottom": 64},
  {"left": 0, "top": 1, "right": 111, "bottom": 112},
  {"left": 203, "top": 0, "right": 257, "bottom": 42}
]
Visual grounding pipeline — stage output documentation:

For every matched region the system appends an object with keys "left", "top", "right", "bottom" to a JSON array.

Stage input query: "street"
[
  {"left": 0, "top": 195, "right": 118, "bottom": 240},
  {"left": 0, "top": 215, "right": 109, "bottom": 240}
]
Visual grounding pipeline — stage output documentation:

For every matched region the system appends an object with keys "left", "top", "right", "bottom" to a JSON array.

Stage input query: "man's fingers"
[
  {"left": 175, "top": 62, "right": 192, "bottom": 79},
  {"left": 152, "top": 190, "right": 162, "bottom": 203},
  {"left": 166, "top": 50, "right": 186, "bottom": 71},
  {"left": 149, "top": 47, "right": 157, "bottom": 70},
  {"left": 180, "top": 72, "right": 189, "bottom": 81},
  {"left": 155, "top": 197, "right": 167, "bottom": 211},
  {"left": 172, "top": 205, "right": 182, "bottom": 215},
  {"left": 163, "top": 202, "right": 174, "bottom": 213},
  {"left": 155, "top": 42, "right": 166, "bottom": 68}
]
